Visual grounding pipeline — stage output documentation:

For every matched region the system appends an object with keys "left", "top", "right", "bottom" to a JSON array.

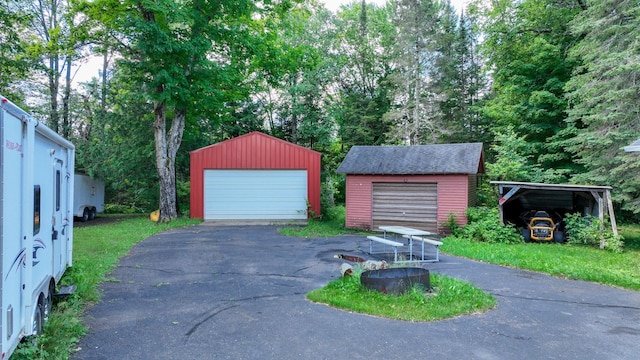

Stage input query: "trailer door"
[{"left": 52, "top": 159, "right": 69, "bottom": 278}]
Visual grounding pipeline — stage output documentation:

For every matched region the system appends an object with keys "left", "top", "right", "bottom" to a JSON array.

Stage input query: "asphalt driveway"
[{"left": 75, "top": 225, "right": 640, "bottom": 360}]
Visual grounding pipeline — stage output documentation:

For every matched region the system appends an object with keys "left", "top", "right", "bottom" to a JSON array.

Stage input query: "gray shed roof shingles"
[{"left": 337, "top": 143, "right": 484, "bottom": 175}]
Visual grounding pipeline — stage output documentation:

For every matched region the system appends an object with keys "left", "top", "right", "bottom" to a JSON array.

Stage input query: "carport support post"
[
  {"left": 591, "top": 190, "right": 620, "bottom": 249},
  {"left": 605, "top": 190, "right": 618, "bottom": 237},
  {"left": 591, "top": 191, "right": 606, "bottom": 249}
]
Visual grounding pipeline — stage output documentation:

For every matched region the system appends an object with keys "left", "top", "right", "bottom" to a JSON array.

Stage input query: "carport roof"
[
  {"left": 490, "top": 181, "right": 612, "bottom": 191},
  {"left": 625, "top": 138, "right": 640, "bottom": 152},
  {"left": 336, "top": 143, "right": 484, "bottom": 175}
]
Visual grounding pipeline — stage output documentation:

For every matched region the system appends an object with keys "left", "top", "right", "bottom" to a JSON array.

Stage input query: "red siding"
[
  {"left": 345, "top": 174, "right": 470, "bottom": 233},
  {"left": 190, "top": 132, "right": 321, "bottom": 219}
]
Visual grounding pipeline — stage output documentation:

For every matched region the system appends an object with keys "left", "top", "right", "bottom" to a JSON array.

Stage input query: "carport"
[{"left": 491, "top": 181, "right": 618, "bottom": 235}]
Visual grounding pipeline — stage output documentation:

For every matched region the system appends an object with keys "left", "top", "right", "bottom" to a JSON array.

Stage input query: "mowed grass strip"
[
  {"left": 307, "top": 271, "right": 496, "bottom": 322},
  {"left": 441, "top": 233, "right": 640, "bottom": 291}
]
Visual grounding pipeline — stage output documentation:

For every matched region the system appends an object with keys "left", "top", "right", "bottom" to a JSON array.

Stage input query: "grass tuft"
[{"left": 307, "top": 270, "right": 496, "bottom": 322}]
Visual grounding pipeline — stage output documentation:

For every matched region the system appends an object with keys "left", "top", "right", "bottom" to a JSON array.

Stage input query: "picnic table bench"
[
  {"left": 402, "top": 235, "right": 443, "bottom": 262},
  {"left": 366, "top": 236, "right": 403, "bottom": 262},
  {"left": 371, "top": 225, "right": 441, "bottom": 263}
]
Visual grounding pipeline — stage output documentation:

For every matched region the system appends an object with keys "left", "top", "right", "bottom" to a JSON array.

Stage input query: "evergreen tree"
[
  {"left": 478, "top": 0, "right": 582, "bottom": 181},
  {"left": 435, "top": 3, "right": 487, "bottom": 144},
  {"left": 564, "top": 0, "right": 640, "bottom": 215},
  {"left": 385, "top": 0, "right": 443, "bottom": 144},
  {"left": 333, "top": 0, "right": 394, "bottom": 148}
]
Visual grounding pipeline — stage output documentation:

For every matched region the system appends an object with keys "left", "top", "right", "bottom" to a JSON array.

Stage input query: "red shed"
[
  {"left": 336, "top": 143, "right": 484, "bottom": 233},
  {"left": 190, "top": 132, "right": 321, "bottom": 221}
]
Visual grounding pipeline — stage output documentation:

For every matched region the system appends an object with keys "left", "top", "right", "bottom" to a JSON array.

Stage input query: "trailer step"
[{"left": 54, "top": 285, "right": 77, "bottom": 298}]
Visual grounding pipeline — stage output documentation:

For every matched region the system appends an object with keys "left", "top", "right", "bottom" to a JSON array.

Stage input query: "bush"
[
  {"left": 441, "top": 211, "right": 461, "bottom": 236},
  {"left": 564, "top": 213, "right": 624, "bottom": 253},
  {"left": 456, "top": 207, "right": 522, "bottom": 244}
]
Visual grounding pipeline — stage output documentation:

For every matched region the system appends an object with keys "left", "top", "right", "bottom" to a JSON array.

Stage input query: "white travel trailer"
[
  {"left": 1, "top": 95, "right": 75, "bottom": 358},
  {"left": 74, "top": 173, "right": 105, "bottom": 222}
]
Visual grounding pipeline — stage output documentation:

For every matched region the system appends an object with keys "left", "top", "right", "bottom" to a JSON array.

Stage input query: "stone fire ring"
[{"left": 360, "top": 268, "right": 431, "bottom": 294}]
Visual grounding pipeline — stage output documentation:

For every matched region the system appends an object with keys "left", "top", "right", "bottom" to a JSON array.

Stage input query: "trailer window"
[
  {"left": 34, "top": 185, "right": 41, "bottom": 235},
  {"left": 56, "top": 170, "right": 61, "bottom": 211}
]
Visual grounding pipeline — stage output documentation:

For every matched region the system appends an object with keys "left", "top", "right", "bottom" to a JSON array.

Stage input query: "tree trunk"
[
  {"left": 153, "top": 100, "right": 186, "bottom": 222},
  {"left": 62, "top": 56, "right": 72, "bottom": 138},
  {"left": 49, "top": 56, "right": 60, "bottom": 132}
]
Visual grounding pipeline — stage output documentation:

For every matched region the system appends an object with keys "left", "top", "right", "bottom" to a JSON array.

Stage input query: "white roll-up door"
[{"left": 204, "top": 170, "right": 308, "bottom": 220}]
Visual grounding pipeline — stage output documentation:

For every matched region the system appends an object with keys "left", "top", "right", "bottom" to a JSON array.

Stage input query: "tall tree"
[
  {"left": 564, "top": 0, "right": 640, "bottom": 215},
  {"left": 385, "top": 0, "right": 444, "bottom": 144},
  {"left": 263, "top": 3, "right": 336, "bottom": 151},
  {"left": 0, "top": 2, "right": 34, "bottom": 101},
  {"left": 332, "top": 1, "right": 394, "bottom": 148},
  {"left": 16, "top": 0, "right": 87, "bottom": 137},
  {"left": 436, "top": 5, "right": 487, "bottom": 144},
  {"left": 84, "top": 0, "right": 292, "bottom": 221},
  {"left": 478, "top": 0, "right": 582, "bottom": 182}
]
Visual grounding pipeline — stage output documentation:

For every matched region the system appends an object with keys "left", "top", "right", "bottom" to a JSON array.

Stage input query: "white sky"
[
  {"left": 321, "top": 0, "right": 471, "bottom": 12},
  {"left": 73, "top": 0, "right": 472, "bottom": 85}
]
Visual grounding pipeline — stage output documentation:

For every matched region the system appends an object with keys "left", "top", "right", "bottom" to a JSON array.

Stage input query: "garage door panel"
[
  {"left": 204, "top": 170, "right": 307, "bottom": 220},
  {"left": 372, "top": 182, "right": 437, "bottom": 232}
]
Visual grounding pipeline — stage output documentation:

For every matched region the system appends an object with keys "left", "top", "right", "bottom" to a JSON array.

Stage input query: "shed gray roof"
[{"left": 337, "top": 143, "right": 484, "bottom": 175}]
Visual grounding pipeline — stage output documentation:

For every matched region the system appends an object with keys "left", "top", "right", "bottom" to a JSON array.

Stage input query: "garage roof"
[{"left": 337, "top": 143, "right": 484, "bottom": 175}]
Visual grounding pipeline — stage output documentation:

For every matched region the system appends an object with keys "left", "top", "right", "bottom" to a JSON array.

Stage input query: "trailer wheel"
[
  {"left": 81, "top": 207, "right": 90, "bottom": 222},
  {"left": 33, "top": 300, "right": 44, "bottom": 335},
  {"left": 89, "top": 207, "right": 97, "bottom": 220},
  {"left": 44, "top": 282, "right": 55, "bottom": 323}
]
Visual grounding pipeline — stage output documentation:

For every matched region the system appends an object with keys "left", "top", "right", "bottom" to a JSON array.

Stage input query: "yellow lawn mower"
[{"left": 520, "top": 210, "right": 565, "bottom": 243}]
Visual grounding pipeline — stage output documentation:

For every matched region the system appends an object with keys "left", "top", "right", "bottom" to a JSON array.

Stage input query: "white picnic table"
[{"left": 378, "top": 225, "right": 441, "bottom": 262}]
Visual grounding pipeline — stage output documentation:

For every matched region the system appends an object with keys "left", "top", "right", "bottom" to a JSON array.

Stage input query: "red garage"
[
  {"left": 337, "top": 143, "right": 484, "bottom": 233},
  {"left": 190, "top": 132, "right": 321, "bottom": 222}
]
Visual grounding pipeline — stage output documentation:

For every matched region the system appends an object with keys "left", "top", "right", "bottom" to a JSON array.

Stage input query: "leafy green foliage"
[
  {"left": 307, "top": 270, "right": 496, "bottom": 322},
  {"left": 478, "top": 0, "right": 581, "bottom": 182},
  {"left": 442, "top": 211, "right": 461, "bottom": 236},
  {"left": 0, "top": 3, "right": 34, "bottom": 100},
  {"left": 332, "top": 1, "right": 393, "bottom": 148},
  {"left": 563, "top": 0, "right": 640, "bottom": 217},
  {"left": 454, "top": 207, "right": 522, "bottom": 244},
  {"left": 563, "top": 213, "right": 624, "bottom": 253}
]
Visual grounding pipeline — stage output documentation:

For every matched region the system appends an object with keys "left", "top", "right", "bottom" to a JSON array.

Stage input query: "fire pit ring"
[{"left": 360, "top": 268, "right": 430, "bottom": 294}]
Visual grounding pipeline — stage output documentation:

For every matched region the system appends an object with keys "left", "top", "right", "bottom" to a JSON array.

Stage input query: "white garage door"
[{"left": 204, "top": 169, "right": 308, "bottom": 220}]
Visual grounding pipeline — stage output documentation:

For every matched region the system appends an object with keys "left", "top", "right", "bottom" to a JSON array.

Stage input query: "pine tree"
[
  {"left": 385, "top": 0, "right": 443, "bottom": 144},
  {"left": 564, "top": 0, "right": 640, "bottom": 215}
]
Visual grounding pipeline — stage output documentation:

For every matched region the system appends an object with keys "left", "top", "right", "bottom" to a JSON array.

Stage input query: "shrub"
[
  {"left": 563, "top": 213, "right": 624, "bottom": 253},
  {"left": 441, "top": 211, "right": 461, "bottom": 236},
  {"left": 457, "top": 207, "right": 522, "bottom": 244},
  {"left": 103, "top": 203, "right": 143, "bottom": 214}
]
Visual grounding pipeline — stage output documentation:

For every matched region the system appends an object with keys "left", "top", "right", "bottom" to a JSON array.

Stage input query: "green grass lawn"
[
  {"left": 308, "top": 270, "right": 496, "bottom": 322},
  {"left": 441, "top": 235, "right": 640, "bottom": 290}
]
